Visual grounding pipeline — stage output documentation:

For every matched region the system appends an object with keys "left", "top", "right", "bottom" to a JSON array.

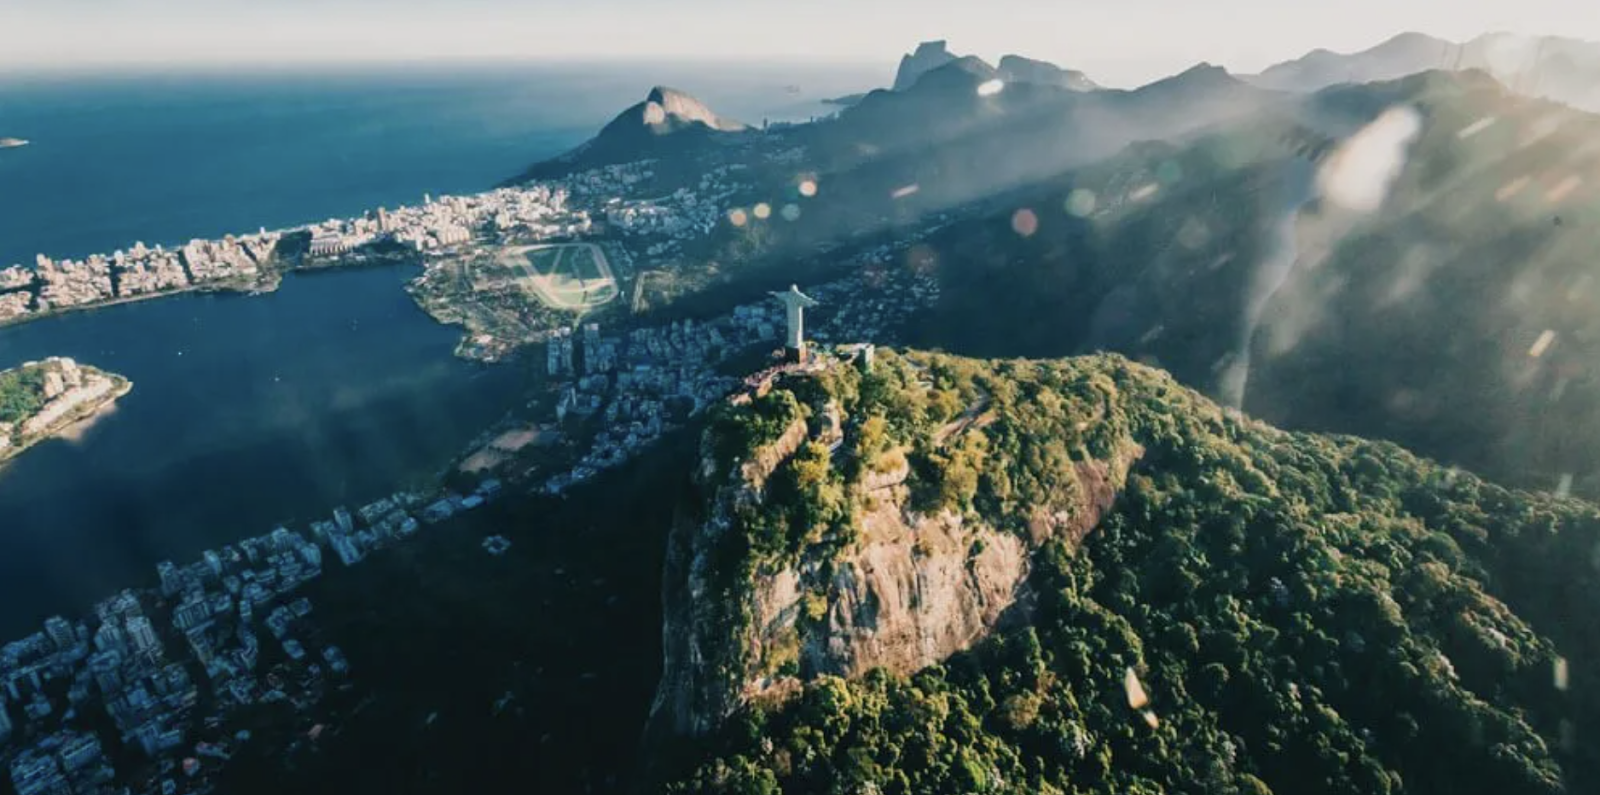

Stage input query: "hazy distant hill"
[
  {"left": 893, "top": 41, "right": 1099, "bottom": 94},
  {"left": 516, "top": 53, "right": 1273, "bottom": 223},
  {"left": 1251, "top": 31, "right": 1600, "bottom": 111},
  {"left": 905, "top": 67, "right": 1600, "bottom": 496},
  {"left": 828, "top": 42, "right": 1098, "bottom": 107},
  {"left": 790, "top": 58, "right": 1275, "bottom": 227},
  {"left": 998, "top": 53, "right": 1099, "bottom": 91},
  {"left": 508, "top": 85, "right": 746, "bottom": 182},
  {"left": 893, "top": 40, "right": 961, "bottom": 91}
]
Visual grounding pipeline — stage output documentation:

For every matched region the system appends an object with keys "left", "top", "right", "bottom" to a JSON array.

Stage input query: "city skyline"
[{"left": 0, "top": 0, "right": 1592, "bottom": 87}]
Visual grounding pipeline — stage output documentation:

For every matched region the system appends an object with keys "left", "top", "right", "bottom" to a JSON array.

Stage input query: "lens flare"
[
  {"left": 1529, "top": 329, "right": 1556, "bottom": 358},
  {"left": 1546, "top": 176, "right": 1582, "bottom": 203},
  {"left": 1011, "top": 208, "right": 1038, "bottom": 237},
  {"left": 727, "top": 208, "right": 748, "bottom": 227},
  {"left": 1497, "top": 176, "right": 1531, "bottom": 202},
  {"left": 1065, "top": 189, "right": 1097, "bottom": 217},
  {"left": 1177, "top": 218, "right": 1209, "bottom": 249},
  {"left": 1457, "top": 116, "right": 1497, "bottom": 139},
  {"left": 753, "top": 203, "right": 772, "bottom": 220},
  {"left": 798, "top": 179, "right": 818, "bottom": 198}
]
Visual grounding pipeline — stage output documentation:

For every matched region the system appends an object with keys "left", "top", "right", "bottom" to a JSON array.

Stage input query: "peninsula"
[{"left": 0, "top": 357, "right": 131, "bottom": 463}]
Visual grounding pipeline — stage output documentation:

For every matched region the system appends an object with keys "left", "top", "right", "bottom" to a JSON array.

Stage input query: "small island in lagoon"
[{"left": 0, "top": 357, "right": 131, "bottom": 463}]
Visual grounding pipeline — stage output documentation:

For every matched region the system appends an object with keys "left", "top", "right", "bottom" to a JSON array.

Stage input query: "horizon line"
[{"left": 0, "top": 52, "right": 898, "bottom": 73}]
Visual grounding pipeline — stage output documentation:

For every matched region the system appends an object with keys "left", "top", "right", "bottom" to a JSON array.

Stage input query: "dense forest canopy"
[
  {"left": 0, "top": 364, "right": 48, "bottom": 425},
  {"left": 671, "top": 350, "right": 1598, "bottom": 795}
]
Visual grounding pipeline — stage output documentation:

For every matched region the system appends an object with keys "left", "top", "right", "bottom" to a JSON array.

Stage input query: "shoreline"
[
  {"left": 0, "top": 252, "right": 431, "bottom": 331},
  {"left": 0, "top": 369, "right": 133, "bottom": 465},
  {"left": 0, "top": 272, "right": 279, "bottom": 330}
]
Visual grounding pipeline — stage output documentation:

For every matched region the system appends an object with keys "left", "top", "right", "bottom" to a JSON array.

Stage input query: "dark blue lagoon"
[{"left": 0, "top": 266, "right": 531, "bottom": 638}]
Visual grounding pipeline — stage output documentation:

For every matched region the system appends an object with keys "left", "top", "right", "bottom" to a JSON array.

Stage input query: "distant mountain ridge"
[
  {"left": 893, "top": 40, "right": 960, "bottom": 91},
  {"left": 997, "top": 53, "right": 1099, "bottom": 91},
  {"left": 789, "top": 56, "right": 1273, "bottom": 223},
  {"left": 894, "top": 66, "right": 1600, "bottom": 500},
  {"left": 1250, "top": 30, "right": 1600, "bottom": 110},
  {"left": 515, "top": 51, "right": 1271, "bottom": 217},
  {"left": 829, "top": 41, "right": 1099, "bottom": 107},
  {"left": 508, "top": 85, "right": 746, "bottom": 182}
]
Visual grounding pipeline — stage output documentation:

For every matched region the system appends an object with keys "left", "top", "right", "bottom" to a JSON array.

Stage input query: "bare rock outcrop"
[
  {"left": 652, "top": 356, "right": 1145, "bottom": 739},
  {"left": 894, "top": 41, "right": 960, "bottom": 91}
]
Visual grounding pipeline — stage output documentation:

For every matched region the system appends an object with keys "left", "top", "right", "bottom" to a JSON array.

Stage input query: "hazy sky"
[{"left": 2, "top": 0, "right": 1595, "bottom": 86}]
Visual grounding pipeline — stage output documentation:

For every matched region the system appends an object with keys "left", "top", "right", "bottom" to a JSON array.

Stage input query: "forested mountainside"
[
  {"left": 906, "top": 69, "right": 1600, "bottom": 497},
  {"left": 656, "top": 349, "right": 1596, "bottom": 795}
]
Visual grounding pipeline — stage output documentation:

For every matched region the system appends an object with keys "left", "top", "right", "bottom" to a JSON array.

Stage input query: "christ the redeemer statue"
[{"left": 771, "top": 283, "right": 819, "bottom": 362}]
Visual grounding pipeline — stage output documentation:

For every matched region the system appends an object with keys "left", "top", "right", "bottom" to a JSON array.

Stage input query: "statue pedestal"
[{"left": 783, "top": 345, "right": 807, "bottom": 364}]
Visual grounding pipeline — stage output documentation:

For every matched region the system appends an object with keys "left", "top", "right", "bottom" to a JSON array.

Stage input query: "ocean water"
[
  {"left": 0, "top": 61, "right": 880, "bottom": 638},
  {"left": 0, "top": 61, "right": 880, "bottom": 265}
]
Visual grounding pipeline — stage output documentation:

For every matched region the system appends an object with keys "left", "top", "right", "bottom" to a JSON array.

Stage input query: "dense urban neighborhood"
[{"left": 0, "top": 157, "right": 749, "bottom": 332}]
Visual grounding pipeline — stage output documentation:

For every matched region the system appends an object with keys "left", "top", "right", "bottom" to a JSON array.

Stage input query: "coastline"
[
  {"left": 0, "top": 368, "right": 133, "bottom": 465},
  {"left": 0, "top": 250, "right": 424, "bottom": 332},
  {"left": 0, "top": 269, "right": 282, "bottom": 330}
]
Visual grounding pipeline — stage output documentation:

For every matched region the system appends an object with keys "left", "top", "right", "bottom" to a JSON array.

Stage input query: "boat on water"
[{"left": 0, "top": 138, "right": 29, "bottom": 149}]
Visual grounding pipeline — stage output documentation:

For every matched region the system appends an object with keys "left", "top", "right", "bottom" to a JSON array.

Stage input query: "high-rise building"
[
  {"left": 269, "top": 527, "right": 297, "bottom": 553},
  {"left": 203, "top": 550, "right": 224, "bottom": 579},
  {"left": 171, "top": 598, "right": 211, "bottom": 632},
  {"left": 43, "top": 617, "right": 76, "bottom": 652},
  {"left": 8, "top": 750, "right": 66, "bottom": 795},
  {"left": 57, "top": 732, "right": 103, "bottom": 773},
  {"left": 93, "top": 623, "right": 127, "bottom": 655},
  {"left": 125, "top": 617, "right": 160, "bottom": 656},
  {"left": 89, "top": 652, "right": 122, "bottom": 696},
  {"left": 156, "top": 561, "right": 181, "bottom": 598}
]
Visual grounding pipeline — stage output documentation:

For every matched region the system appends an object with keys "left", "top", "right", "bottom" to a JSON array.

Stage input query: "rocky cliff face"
[
  {"left": 634, "top": 86, "right": 747, "bottom": 134},
  {"left": 651, "top": 352, "right": 1145, "bottom": 739},
  {"left": 893, "top": 41, "right": 960, "bottom": 91},
  {"left": 509, "top": 85, "right": 744, "bottom": 181}
]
